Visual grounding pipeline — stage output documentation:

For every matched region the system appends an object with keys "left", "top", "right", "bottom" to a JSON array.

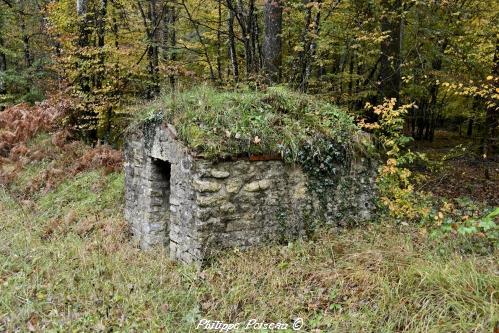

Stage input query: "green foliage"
[
  {"left": 138, "top": 85, "right": 363, "bottom": 165},
  {"left": 431, "top": 199, "right": 498, "bottom": 250},
  {"left": 0, "top": 67, "right": 47, "bottom": 107}
]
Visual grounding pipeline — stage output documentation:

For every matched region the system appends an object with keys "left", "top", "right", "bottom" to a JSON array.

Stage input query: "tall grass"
[
  {"left": 133, "top": 86, "right": 360, "bottom": 161},
  {"left": 0, "top": 135, "right": 497, "bottom": 331}
]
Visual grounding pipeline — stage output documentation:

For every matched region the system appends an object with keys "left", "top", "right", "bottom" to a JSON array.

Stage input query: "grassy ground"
[
  {"left": 1, "top": 161, "right": 497, "bottom": 332},
  {"left": 0, "top": 131, "right": 497, "bottom": 332}
]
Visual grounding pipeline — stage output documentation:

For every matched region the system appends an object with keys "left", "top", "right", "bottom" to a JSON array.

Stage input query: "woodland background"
[{"left": 0, "top": 0, "right": 497, "bottom": 148}]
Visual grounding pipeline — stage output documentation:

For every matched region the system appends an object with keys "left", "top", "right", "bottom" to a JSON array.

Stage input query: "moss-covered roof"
[{"left": 135, "top": 86, "right": 367, "bottom": 163}]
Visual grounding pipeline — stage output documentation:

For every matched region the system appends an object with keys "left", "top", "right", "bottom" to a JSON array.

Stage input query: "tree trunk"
[
  {"left": 378, "top": 0, "right": 402, "bottom": 102},
  {"left": 162, "top": 2, "right": 177, "bottom": 89},
  {"left": 263, "top": 0, "right": 283, "bottom": 84},
  {"left": 296, "top": 0, "right": 322, "bottom": 92},
  {"left": 237, "top": 0, "right": 255, "bottom": 76},
  {"left": 248, "top": 0, "right": 257, "bottom": 73},
  {"left": 302, "top": 8, "right": 321, "bottom": 92},
  {"left": 254, "top": 12, "right": 263, "bottom": 71},
  {"left": 348, "top": 50, "right": 355, "bottom": 98},
  {"left": 467, "top": 118, "right": 473, "bottom": 137},
  {"left": 77, "top": 0, "right": 90, "bottom": 46},
  {"left": 216, "top": 0, "right": 223, "bottom": 82},
  {"left": 294, "top": 0, "right": 311, "bottom": 88},
  {"left": 0, "top": 33, "right": 6, "bottom": 95},
  {"left": 481, "top": 38, "right": 499, "bottom": 179},
  {"left": 112, "top": 17, "right": 119, "bottom": 48},
  {"left": 77, "top": 0, "right": 90, "bottom": 92},
  {"left": 182, "top": 0, "right": 215, "bottom": 82},
  {"left": 96, "top": 0, "right": 108, "bottom": 89},
  {"left": 227, "top": 2, "right": 239, "bottom": 82},
  {"left": 17, "top": 0, "right": 33, "bottom": 68},
  {"left": 147, "top": 0, "right": 160, "bottom": 97},
  {"left": 20, "top": 18, "right": 32, "bottom": 67}
]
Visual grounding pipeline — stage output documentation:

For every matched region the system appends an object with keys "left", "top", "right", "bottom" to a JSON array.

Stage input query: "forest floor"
[
  {"left": 0, "top": 104, "right": 497, "bottom": 331},
  {"left": 411, "top": 130, "right": 499, "bottom": 205}
]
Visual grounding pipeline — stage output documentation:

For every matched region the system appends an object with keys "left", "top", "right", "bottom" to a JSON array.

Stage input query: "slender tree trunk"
[
  {"left": 182, "top": 0, "right": 215, "bottom": 81},
  {"left": 0, "top": 33, "right": 6, "bottom": 95},
  {"left": 162, "top": 2, "right": 177, "bottom": 89},
  {"left": 18, "top": 0, "right": 32, "bottom": 68},
  {"left": 251, "top": 11, "right": 260, "bottom": 72},
  {"left": 237, "top": 0, "right": 254, "bottom": 76},
  {"left": 21, "top": 21, "right": 32, "bottom": 67},
  {"left": 263, "top": 0, "right": 283, "bottom": 84},
  {"left": 112, "top": 16, "right": 119, "bottom": 48},
  {"left": 467, "top": 118, "right": 474, "bottom": 137},
  {"left": 162, "top": 1, "right": 170, "bottom": 61},
  {"left": 481, "top": 38, "right": 499, "bottom": 179},
  {"left": 254, "top": 12, "right": 263, "bottom": 70},
  {"left": 378, "top": 0, "right": 402, "bottom": 102},
  {"left": 147, "top": 0, "right": 160, "bottom": 96},
  {"left": 248, "top": 0, "right": 257, "bottom": 73},
  {"left": 97, "top": 0, "right": 107, "bottom": 49},
  {"left": 96, "top": 0, "right": 108, "bottom": 89},
  {"left": 77, "top": 0, "right": 90, "bottom": 92},
  {"left": 348, "top": 50, "right": 355, "bottom": 98},
  {"left": 97, "top": 0, "right": 111, "bottom": 141},
  {"left": 227, "top": 1, "right": 239, "bottom": 82},
  {"left": 216, "top": 0, "right": 223, "bottom": 82},
  {"left": 77, "top": 0, "right": 90, "bottom": 46},
  {"left": 295, "top": 0, "right": 312, "bottom": 89},
  {"left": 296, "top": 0, "right": 322, "bottom": 92},
  {"left": 228, "top": 0, "right": 258, "bottom": 78},
  {"left": 168, "top": 5, "right": 177, "bottom": 89},
  {"left": 302, "top": 8, "right": 321, "bottom": 92}
]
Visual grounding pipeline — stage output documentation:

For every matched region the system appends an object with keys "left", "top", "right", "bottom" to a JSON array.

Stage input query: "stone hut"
[{"left": 124, "top": 120, "right": 376, "bottom": 265}]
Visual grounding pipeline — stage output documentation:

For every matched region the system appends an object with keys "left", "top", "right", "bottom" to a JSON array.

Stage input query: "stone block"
[
  {"left": 193, "top": 179, "right": 222, "bottom": 193},
  {"left": 210, "top": 170, "right": 230, "bottom": 179},
  {"left": 243, "top": 179, "right": 272, "bottom": 192}
]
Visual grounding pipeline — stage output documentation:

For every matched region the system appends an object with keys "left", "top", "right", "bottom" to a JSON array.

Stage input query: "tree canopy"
[{"left": 0, "top": 0, "right": 497, "bottom": 147}]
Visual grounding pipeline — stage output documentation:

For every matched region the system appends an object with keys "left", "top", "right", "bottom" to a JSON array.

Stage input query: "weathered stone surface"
[
  {"left": 124, "top": 121, "right": 377, "bottom": 266},
  {"left": 196, "top": 193, "right": 226, "bottom": 207},
  {"left": 226, "top": 179, "right": 243, "bottom": 193},
  {"left": 220, "top": 202, "right": 236, "bottom": 214},
  {"left": 193, "top": 179, "right": 221, "bottom": 193},
  {"left": 210, "top": 170, "right": 230, "bottom": 179},
  {"left": 243, "top": 179, "right": 271, "bottom": 192}
]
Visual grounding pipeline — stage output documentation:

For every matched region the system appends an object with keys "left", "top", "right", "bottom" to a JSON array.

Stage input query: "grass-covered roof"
[{"left": 136, "top": 86, "right": 366, "bottom": 163}]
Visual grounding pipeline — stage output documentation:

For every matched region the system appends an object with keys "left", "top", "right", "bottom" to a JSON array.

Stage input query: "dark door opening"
[{"left": 151, "top": 158, "right": 171, "bottom": 238}]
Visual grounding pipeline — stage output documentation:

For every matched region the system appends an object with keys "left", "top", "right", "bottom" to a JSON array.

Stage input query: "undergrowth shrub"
[
  {"left": 362, "top": 99, "right": 498, "bottom": 248},
  {"left": 361, "top": 99, "right": 431, "bottom": 221},
  {"left": 0, "top": 100, "right": 64, "bottom": 156},
  {"left": 0, "top": 97, "right": 123, "bottom": 195},
  {"left": 429, "top": 199, "right": 498, "bottom": 250}
]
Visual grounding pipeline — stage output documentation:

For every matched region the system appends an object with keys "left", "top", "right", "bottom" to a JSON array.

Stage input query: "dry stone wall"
[{"left": 125, "top": 121, "right": 376, "bottom": 265}]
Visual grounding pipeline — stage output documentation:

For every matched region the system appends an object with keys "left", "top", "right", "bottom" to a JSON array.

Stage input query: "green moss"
[{"left": 133, "top": 85, "right": 363, "bottom": 163}]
